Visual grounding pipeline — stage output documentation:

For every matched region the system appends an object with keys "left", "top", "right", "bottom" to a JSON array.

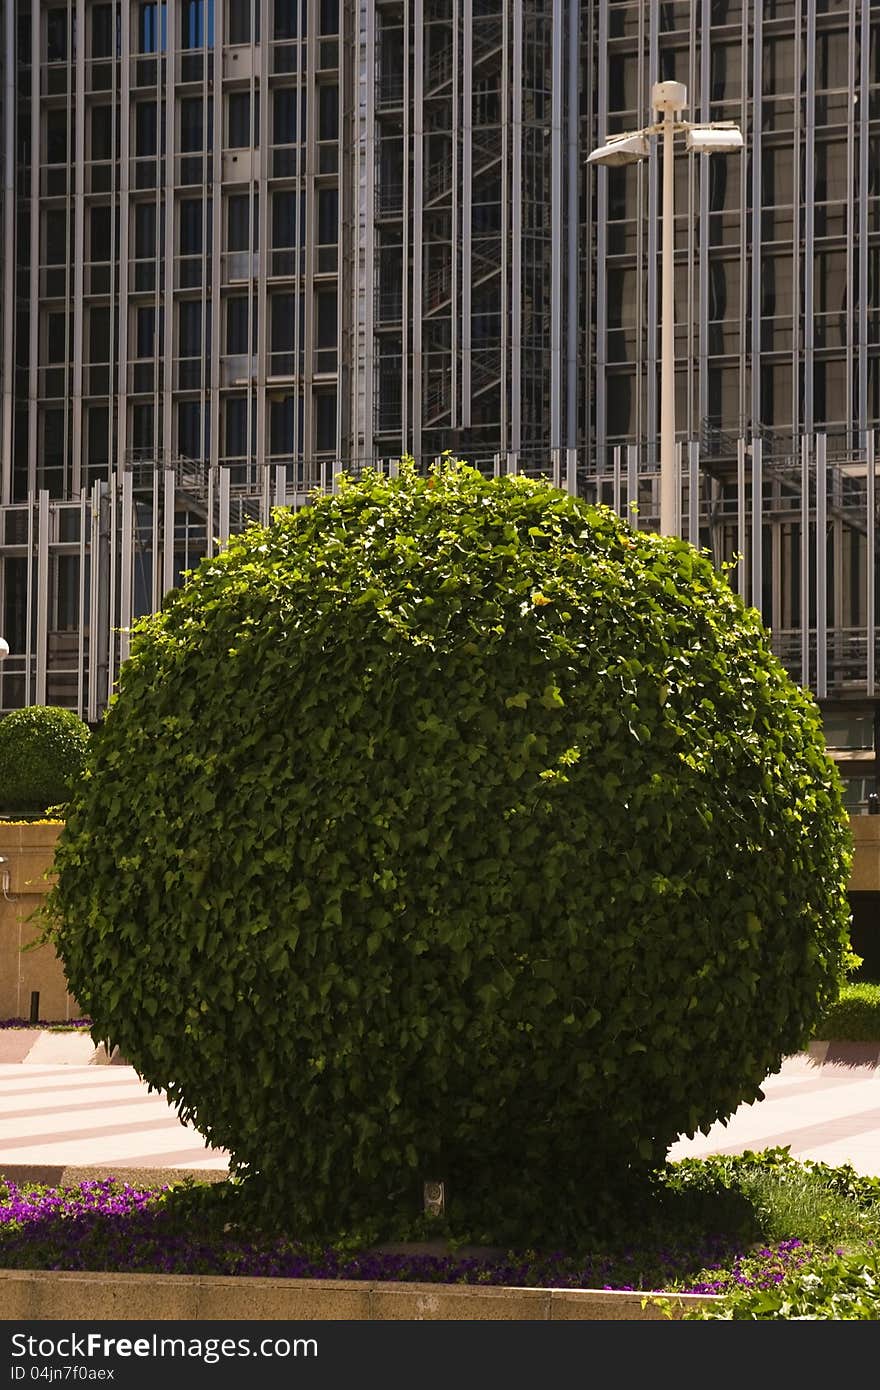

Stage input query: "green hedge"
[
  {"left": 46, "top": 461, "right": 854, "bottom": 1241},
  {"left": 0, "top": 706, "right": 91, "bottom": 815}
]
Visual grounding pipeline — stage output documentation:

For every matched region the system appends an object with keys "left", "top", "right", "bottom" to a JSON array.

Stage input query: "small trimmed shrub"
[
  {"left": 812, "top": 982, "right": 880, "bottom": 1041},
  {"left": 45, "top": 461, "right": 853, "bottom": 1241},
  {"left": 0, "top": 706, "right": 91, "bottom": 815}
]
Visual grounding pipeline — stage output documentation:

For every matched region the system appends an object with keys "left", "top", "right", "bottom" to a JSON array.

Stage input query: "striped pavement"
[{"left": 0, "top": 1035, "right": 879, "bottom": 1186}]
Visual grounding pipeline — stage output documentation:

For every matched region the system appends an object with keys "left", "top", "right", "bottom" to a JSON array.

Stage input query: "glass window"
[
  {"left": 178, "top": 400, "right": 207, "bottom": 459},
  {"left": 226, "top": 298, "right": 254, "bottom": 353},
  {"left": 228, "top": 92, "right": 258, "bottom": 147},
  {"left": 229, "top": 2, "right": 259, "bottom": 44},
  {"left": 91, "top": 106, "right": 114, "bottom": 161},
  {"left": 270, "top": 396, "right": 296, "bottom": 454},
  {"left": 181, "top": 0, "right": 214, "bottom": 48},
  {"left": 139, "top": 2, "right": 167, "bottom": 54},
  {"left": 275, "top": 1, "right": 305, "bottom": 40},
  {"left": 224, "top": 397, "right": 253, "bottom": 456},
  {"left": 180, "top": 98, "right": 204, "bottom": 152},
  {"left": 136, "top": 306, "right": 156, "bottom": 358},
  {"left": 179, "top": 199, "right": 207, "bottom": 255},
  {"left": 89, "top": 308, "right": 111, "bottom": 363},
  {"left": 271, "top": 294, "right": 295, "bottom": 351},
  {"left": 227, "top": 194, "right": 256, "bottom": 250},
  {"left": 273, "top": 88, "right": 303, "bottom": 144},
  {"left": 132, "top": 403, "right": 155, "bottom": 450},
  {"left": 136, "top": 102, "right": 158, "bottom": 157},
  {"left": 46, "top": 9, "right": 68, "bottom": 62},
  {"left": 315, "top": 390, "right": 337, "bottom": 449},
  {"left": 317, "top": 187, "right": 338, "bottom": 243},
  {"left": 134, "top": 202, "right": 157, "bottom": 258},
  {"left": 318, "top": 86, "right": 338, "bottom": 142},
  {"left": 319, "top": 0, "right": 339, "bottom": 35},
  {"left": 45, "top": 110, "right": 68, "bottom": 165},
  {"left": 90, "top": 206, "right": 112, "bottom": 261},
  {"left": 87, "top": 407, "right": 110, "bottom": 467},
  {"left": 178, "top": 301, "right": 202, "bottom": 357},
  {"left": 46, "top": 312, "right": 68, "bottom": 363},
  {"left": 272, "top": 190, "right": 298, "bottom": 247},
  {"left": 316, "top": 290, "right": 337, "bottom": 348},
  {"left": 43, "top": 210, "right": 68, "bottom": 264},
  {"left": 91, "top": 5, "right": 114, "bottom": 58}
]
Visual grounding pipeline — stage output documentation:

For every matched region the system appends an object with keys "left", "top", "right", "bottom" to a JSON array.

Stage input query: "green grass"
[{"left": 813, "top": 982, "right": 880, "bottom": 1041}]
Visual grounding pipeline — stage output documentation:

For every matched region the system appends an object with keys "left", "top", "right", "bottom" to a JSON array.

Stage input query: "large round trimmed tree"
[{"left": 46, "top": 461, "right": 853, "bottom": 1239}]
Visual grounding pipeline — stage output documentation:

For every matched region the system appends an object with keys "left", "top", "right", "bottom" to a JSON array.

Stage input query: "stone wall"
[{"left": 0, "top": 821, "right": 78, "bottom": 1020}]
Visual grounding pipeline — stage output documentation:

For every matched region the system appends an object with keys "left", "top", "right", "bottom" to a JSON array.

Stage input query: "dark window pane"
[
  {"left": 317, "top": 187, "right": 338, "bottom": 243},
  {"left": 318, "top": 86, "right": 338, "bottom": 141},
  {"left": 179, "top": 301, "right": 202, "bottom": 356},
  {"left": 315, "top": 390, "right": 336, "bottom": 449},
  {"left": 275, "top": 0, "right": 304, "bottom": 40},
  {"left": 90, "top": 206, "right": 112, "bottom": 261},
  {"left": 91, "top": 5, "right": 114, "bottom": 58}
]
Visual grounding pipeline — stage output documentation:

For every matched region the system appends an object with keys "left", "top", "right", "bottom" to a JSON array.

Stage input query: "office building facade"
[{"left": 0, "top": 1, "right": 879, "bottom": 802}]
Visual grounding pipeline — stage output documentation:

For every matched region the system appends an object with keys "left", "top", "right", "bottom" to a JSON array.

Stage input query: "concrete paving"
[{"left": 1, "top": 1033, "right": 879, "bottom": 1187}]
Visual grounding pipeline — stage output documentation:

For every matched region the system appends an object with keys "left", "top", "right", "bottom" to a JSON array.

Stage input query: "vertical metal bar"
[
  {"left": 737, "top": 437, "right": 747, "bottom": 601},
  {"left": 255, "top": 0, "right": 269, "bottom": 471},
  {"left": 645, "top": 1, "right": 660, "bottom": 457},
  {"left": 613, "top": 445, "right": 621, "bottom": 519},
  {"left": 750, "top": 1, "right": 763, "bottom": 435},
  {"left": 363, "top": 0, "right": 376, "bottom": 461},
  {"left": 697, "top": 0, "right": 710, "bottom": 452},
  {"left": 551, "top": 448, "right": 562, "bottom": 489},
  {"left": 151, "top": 468, "right": 161, "bottom": 612},
  {"left": 205, "top": 466, "right": 215, "bottom": 559},
  {"left": 119, "top": 471, "right": 133, "bottom": 665},
  {"left": 461, "top": 0, "right": 472, "bottom": 426},
  {"left": 688, "top": 440, "right": 700, "bottom": 546},
  {"left": 261, "top": 463, "right": 271, "bottom": 524},
  {"left": 209, "top": 0, "right": 223, "bottom": 470},
  {"left": 565, "top": 446, "right": 577, "bottom": 497},
  {"left": 0, "top": 0, "right": 15, "bottom": 502},
  {"left": 163, "top": 468, "right": 175, "bottom": 597},
  {"left": 107, "top": 475, "right": 118, "bottom": 706},
  {"left": 87, "top": 483, "right": 101, "bottom": 722},
  {"left": 510, "top": 2, "right": 523, "bottom": 455},
  {"left": 751, "top": 437, "right": 763, "bottom": 618},
  {"left": 626, "top": 444, "right": 638, "bottom": 529},
  {"left": 116, "top": 0, "right": 132, "bottom": 475},
  {"left": 27, "top": 2, "right": 40, "bottom": 496},
  {"left": 450, "top": 0, "right": 460, "bottom": 432},
  {"left": 35, "top": 492, "right": 49, "bottom": 706},
  {"left": 816, "top": 432, "right": 827, "bottom": 699},
  {"left": 219, "top": 467, "right": 231, "bottom": 547},
  {"left": 274, "top": 463, "right": 287, "bottom": 509},
  {"left": 566, "top": 0, "right": 580, "bottom": 448},
  {"left": 507, "top": 451, "right": 518, "bottom": 477},
  {"left": 867, "top": 429, "right": 875, "bottom": 697},
  {"left": 594, "top": 0, "right": 608, "bottom": 456},
  {"left": 845, "top": 0, "right": 857, "bottom": 449},
  {"left": 71, "top": 0, "right": 86, "bottom": 494},
  {"left": 550, "top": 0, "right": 563, "bottom": 450},
  {"left": 411, "top": 0, "right": 423, "bottom": 457},
  {"left": 500, "top": 0, "right": 510, "bottom": 450},
  {"left": 859, "top": 0, "right": 869, "bottom": 433},
  {"left": 803, "top": 0, "right": 816, "bottom": 433},
  {"left": 77, "top": 489, "right": 87, "bottom": 718},
  {"left": 801, "top": 434, "right": 810, "bottom": 686},
  {"left": 163, "top": 1, "right": 177, "bottom": 463}
]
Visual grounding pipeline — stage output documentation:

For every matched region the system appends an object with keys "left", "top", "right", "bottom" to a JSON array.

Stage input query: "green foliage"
[
  {"left": 682, "top": 1248, "right": 880, "bottom": 1319},
  {"left": 812, "top": 981, "right": 880, "bottom": 1041},
  {"left": 0, "top": 706, "right": 91, "bottom": 815},
  {"left": 44, "top": 460, "right": 853, "bottom": 1241}
]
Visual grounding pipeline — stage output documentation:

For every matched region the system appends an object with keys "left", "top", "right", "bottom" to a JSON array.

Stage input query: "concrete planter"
[{"left": 0, "top": 1268, "right": 717, "bottom": 1321}]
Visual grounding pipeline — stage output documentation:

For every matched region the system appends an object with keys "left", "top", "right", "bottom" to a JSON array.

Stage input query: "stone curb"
[{"left": 0, "top": 1268, "right": 718, "bottom": 1321}]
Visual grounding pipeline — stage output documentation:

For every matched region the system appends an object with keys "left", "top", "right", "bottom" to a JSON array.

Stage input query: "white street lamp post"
[{"left": 588, "top": 81, "right": 744, "bottom": 538}]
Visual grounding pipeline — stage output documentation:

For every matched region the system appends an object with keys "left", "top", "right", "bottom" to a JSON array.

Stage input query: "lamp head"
[
  {"left": 686, "top": 125, "right": 744, "bottom": 153},
  {"left": 586, "top": 132, "right": 650, "bottom": 167},
  {"left": 651, "top": 80, "right": 687, "bottom": 114}
]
